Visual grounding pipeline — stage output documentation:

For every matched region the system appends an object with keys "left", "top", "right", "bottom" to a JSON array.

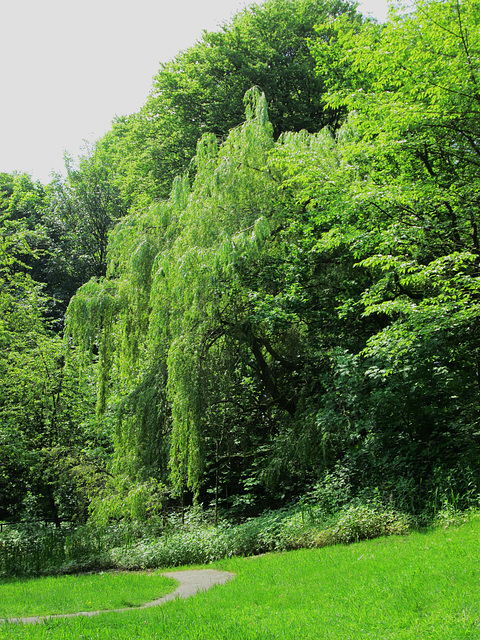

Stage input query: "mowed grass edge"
[
  {"left": 1, "top": 516, "right": 479, "bottom": 639},
  {"left": 0, "top": 572, "right": 177, "bottom": 619}
]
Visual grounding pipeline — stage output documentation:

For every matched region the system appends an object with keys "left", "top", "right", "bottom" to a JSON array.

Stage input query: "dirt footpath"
[{"left": 2, "top": 569, "right": 236, "bottom": 625}]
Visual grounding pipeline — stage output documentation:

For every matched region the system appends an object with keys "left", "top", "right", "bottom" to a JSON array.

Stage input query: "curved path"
[{"left": 2, "top": 569, "right": 235, "bottom": 626}]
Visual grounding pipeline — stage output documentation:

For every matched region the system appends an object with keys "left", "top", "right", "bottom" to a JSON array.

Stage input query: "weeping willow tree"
[
  {"left": 66, "top": 87, "right": 363, "bottom": 517},
  {"left": 66, "top": 89, "right": 289, "bottom": 505}
]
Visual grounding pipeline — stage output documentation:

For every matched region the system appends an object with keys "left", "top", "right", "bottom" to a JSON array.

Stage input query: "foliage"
[
  {"left": 97, "top": 0, "right": 362, "bottom": 206},
  {"left": 269, "top": 0, "right": 480, "bottom": 513},
  {"left": 0, "top": 170, "right": 114, "bottom": 320},
  {"left": 0, "top": 496, "right": 412, "bottom": 577},
  {"left": 0, "top": 188, "right": 108, "bottom": 524},
  {"left": 69, "top": 0, "right": 480, "bottom": 515},
  {"left": 88, "top": 477, "right": 167, "bottom": 525},
  {"left": 328, "top": 503, "right": 411, "bottom": 543},
  {"left": 4, "top": 0, "right": 480, "bottom": 531},
  {"left": 68, "top": 89, "right": 280, "bottom": 502},
  {"left": 311, "top": 0, "right": 480, "bottom": 353},
  {"left": 51, "top": 149, "right": 127, "bottom": 281},
  {"left": 0, "top": 519, "right": 164, "bottom": 578}
]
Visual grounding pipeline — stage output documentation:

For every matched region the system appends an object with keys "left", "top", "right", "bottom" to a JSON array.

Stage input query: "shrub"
[
  {"left": 0, "top": 502, "right": 413, "bottom": 576},
  {"left": 327, "top": 504, "right": 412, "bottom": 544}
]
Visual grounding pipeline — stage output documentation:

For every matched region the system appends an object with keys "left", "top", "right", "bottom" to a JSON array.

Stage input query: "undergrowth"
[
  {"left": 3, "top": 477, "right": 476, "bottom": 578},
  {"left": 0, "top": 499, "right": 416, "bottom": 577}
]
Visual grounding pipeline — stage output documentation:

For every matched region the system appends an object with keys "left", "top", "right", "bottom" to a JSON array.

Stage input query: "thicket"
[
  {"left": 3, "top": 488, "right": 473, "bottom": 577},
  {"left": 0, "top": 500, "right": 414, "bottom": 577}
]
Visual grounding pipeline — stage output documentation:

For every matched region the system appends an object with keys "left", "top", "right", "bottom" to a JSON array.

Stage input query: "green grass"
[
  {"left": 0, "top": 572, "right": 177, "bottom": 619},
  {"left": 1, "top": 515, "right": 479, "bottom": 638}
]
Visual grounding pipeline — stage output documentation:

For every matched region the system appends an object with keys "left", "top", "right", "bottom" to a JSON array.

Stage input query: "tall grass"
[
  {"left": 1, "top": 514, "right": 479, "bottom": 639},
  {"left": 0, "top": 520, "right": 166, "bottom": 577}
]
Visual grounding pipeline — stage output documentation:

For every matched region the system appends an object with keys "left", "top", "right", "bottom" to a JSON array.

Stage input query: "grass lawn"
[
  {"left": 1, "top": 515, "right": 479, "bottom": 639},
  {"left": 0, "top": 572, "right": 177, "bottom": 619}
]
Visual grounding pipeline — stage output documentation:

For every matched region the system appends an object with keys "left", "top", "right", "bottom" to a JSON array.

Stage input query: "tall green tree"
[
  {"left": 0, "top": 192, "right": 108, "bottom": 523},
  {"left": 67, "top": 90, "right": 367, "bottom": 512},
  {"left": 97, "top": 0, "right": 362, "bottom": 208},
  {"left": 311, "top": 0, "right": 480, "bottom": 365},
  {"left": 60, "top": 150, "right": 127, "bottom": 278},
  {"left": 305, "top": 0, "right": 480, "bottom": 506}
]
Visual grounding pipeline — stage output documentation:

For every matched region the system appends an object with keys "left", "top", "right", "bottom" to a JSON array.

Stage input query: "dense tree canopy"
[
  {"left": 95, "top": 0, "right": 362, "bottom": 209},
  {"left": 3, "top": 0, "right": 480, "bottom": 525},
  {"left": 0, "top": 214, "right": 104, "bottom": 523}
]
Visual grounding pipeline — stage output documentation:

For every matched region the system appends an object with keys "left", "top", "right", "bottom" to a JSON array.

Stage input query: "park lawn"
[
  {"left": 0, "top": 572, "right": 177, "bottom": 619},
  {"left": 0, "top": 515, "right": 479, "bottom": 639}
]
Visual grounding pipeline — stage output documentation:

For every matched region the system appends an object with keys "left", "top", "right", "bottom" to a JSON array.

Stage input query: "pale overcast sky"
[{"left": 0, "top": 0, "right": 390, "bottom": 184}]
